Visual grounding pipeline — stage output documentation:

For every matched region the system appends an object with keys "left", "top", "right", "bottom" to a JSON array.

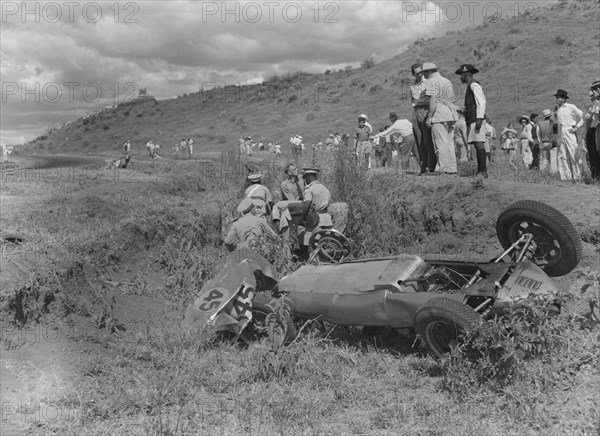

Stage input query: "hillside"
[{"left": 24, "top": 0, "right": 600, "bottom": 154}]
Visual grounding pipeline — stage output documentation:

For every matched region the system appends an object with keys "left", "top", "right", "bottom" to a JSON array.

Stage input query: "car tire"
[
  {"left": 241, "top": 302, "right": 297, "bottom": 344},
  {"left": 496, "top": 200, "right": 582, "bottom": 277},
  {"left": 414, "top": 298, "right": 479, "bottom": 358}
]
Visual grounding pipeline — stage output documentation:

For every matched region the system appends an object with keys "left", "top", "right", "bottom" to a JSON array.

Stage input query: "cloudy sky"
[{"left": 1, "top": 0, "right": 547, "bottom": 145}]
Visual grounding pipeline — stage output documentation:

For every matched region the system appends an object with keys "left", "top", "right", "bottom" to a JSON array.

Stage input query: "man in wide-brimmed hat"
[
  {"left": 456, "top": 63, "right": 487, "bottom": 176},
  {"left": 554, "top": 89, "right": 584, "bottom": 181},
  {"left": 423, "top": 62, "right": 459, "bottom": 175},
  {"left": 409, "top": 62, "right": 435, "bottom": 173}
]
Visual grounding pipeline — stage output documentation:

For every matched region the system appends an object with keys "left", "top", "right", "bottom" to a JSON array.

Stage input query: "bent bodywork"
[{"left": 184, "top": 248, "right": 277, "bottom": 333}]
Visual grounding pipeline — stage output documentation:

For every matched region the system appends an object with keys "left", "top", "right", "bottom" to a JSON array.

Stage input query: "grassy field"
[
  {"left": 1, "top": 148, "right": 599, "bottom": 435},
  {"left": 18, "top": 0, "right": 600, "bottom": 156}
]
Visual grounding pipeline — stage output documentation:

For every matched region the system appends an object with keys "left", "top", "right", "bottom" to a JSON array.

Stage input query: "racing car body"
[
  {"left": 277, "top": 255, "right": 559, "bottom": 329},
  {"left": 185, "top": 200, "right": 582, "bottom": 357}
]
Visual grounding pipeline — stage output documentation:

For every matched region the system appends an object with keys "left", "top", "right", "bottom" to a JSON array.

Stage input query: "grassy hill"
[{"left": 25, "top": 0, "right": 600, "bottom": 154}]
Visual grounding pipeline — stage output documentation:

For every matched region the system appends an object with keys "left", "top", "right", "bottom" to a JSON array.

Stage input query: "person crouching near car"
[
  {"left": 244, "top": 173, "right": 273, "bottom": 221},
  {"left": 224, "top": 198, "right": 278, "bottom": 252}
]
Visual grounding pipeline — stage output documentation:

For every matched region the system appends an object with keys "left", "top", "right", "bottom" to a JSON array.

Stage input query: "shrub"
[
  {"left": 441, "top": 291, "right": 599, "bottom": 398},
  {"left": 361, "top": 57, "right": 376, "bottom": 69},
  {"left": 288, "top": 94, "right": 298, "bottom": 103},
  {"left": 102, "top": 124, "right": 110, "bottom": 130},
  {"left": 306, "top": 112, "right": 316, "bottom": 122}
]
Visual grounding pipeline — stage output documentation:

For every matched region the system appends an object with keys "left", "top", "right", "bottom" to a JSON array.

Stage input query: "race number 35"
[{"left": 198, "top": 288, "right": 225, "bottom": 311}]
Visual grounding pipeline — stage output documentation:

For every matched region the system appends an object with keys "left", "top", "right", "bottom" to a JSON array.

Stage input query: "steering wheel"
[{"left": 308, "top": 229, "right": 352, "bottom": 263}]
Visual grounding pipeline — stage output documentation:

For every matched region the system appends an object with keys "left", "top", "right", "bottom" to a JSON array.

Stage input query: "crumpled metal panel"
[{"left": 279, "top": 255, "right": 427, "bottom": 295}]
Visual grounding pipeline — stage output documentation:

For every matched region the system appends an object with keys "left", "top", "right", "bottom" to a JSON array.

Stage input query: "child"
[{"left": 501, "top": 129, "right": 519, "bottom": 170}]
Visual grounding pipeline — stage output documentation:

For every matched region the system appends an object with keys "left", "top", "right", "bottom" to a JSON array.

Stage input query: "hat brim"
[
  {"left": 553, "top": 94, "right": 569, "bottom": 98},
  {"left": 517, "top": 115, "right": 531, "bottom": 123}
]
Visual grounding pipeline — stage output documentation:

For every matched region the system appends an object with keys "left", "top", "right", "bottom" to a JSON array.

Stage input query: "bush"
[
  {"left": 361, "top": 57, "right": 376, "bottom": 69},
  {"left": 306, "top": 112, "right": 316, "bottom": 122},
  {"left": 441, "top": 291, "right": 599, "bottom": 398}
]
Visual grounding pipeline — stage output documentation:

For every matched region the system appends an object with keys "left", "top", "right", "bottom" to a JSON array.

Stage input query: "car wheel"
[
  {"left": 496, "top": 200, "right": 582, "bottom": 277},
  {"left": 240, "top": 302, "right": 297, "bottom": 344},
  {"left": 414, "top": 298, "right": 480, "bottom": 358}
]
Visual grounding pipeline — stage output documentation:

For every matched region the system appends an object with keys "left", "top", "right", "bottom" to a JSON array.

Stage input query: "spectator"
[
  {"left": 517, "top": 115, "right": 534, "bottom": 168},
  {"left": 454, "top": 108, "right": 470, "bottom": 163},
  {"left": 529, "top": 113, "right": 541, "bottom": 169},
  {"left": 187, "top": 137, "right": 194, "bottom": 157},
  {"left": 486, "top": 118, "right": 497, "bottom": 163},
  {"left": 423, "top": 62, "right": 459, "bottom": 175},
  {"left": 355, "top": 115, "right": 373, "bottom": 169},
  {"left": 410, "top": 62, "right": 435, "bottom": 174},
  {"left": 538, "top": 109, "right": 556, "bottom": 173},
  {"left": 582, "top": 81, "right": 600, "bottom": 179},
  {"left": 501, "top": 127, "right": 519, "bottom": 170},
  {"left": 554, "top": 89, "right": 584, "bottom": 181},
  {"left": 372, "top": 112, "right": 419, "bottom": 171},
  {"left": 456, "top": 63, "right": 487, "bottom": 176}
]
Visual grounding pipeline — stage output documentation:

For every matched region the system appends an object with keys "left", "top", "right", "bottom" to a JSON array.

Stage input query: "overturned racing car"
[{"left": 185, "top": 200, "right": 582, "bottom": 357}]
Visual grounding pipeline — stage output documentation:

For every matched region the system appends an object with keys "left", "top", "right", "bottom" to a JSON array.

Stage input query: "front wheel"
[
  {"left": 414, "top": 298, "right": 480, "bottom": 358},
  {"left": 240, "top": 302, "right": 297, "bottom": 344},
  {"left": 496, "top": 200, "right": 582, "bottom": 277}
]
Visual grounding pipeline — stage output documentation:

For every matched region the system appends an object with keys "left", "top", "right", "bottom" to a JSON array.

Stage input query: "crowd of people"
[
  {"left": 497, "top": 83, "right": 600, "bottom": 181},
  {"left": 224, "top": 164, "right": 334, "bottom": 260}
]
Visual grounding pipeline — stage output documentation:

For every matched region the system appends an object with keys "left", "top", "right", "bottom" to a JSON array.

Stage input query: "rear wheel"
[
  {"left": 414, "top": 298, "right": 479, "bottom": 358},
  {"left": 496, "top": 200, "right": 582, "bottom": 277}
]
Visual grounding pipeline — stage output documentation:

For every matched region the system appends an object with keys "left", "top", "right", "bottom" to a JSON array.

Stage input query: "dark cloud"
[{"left": 1, "top": 0, "right": 546, "bottom": 144}]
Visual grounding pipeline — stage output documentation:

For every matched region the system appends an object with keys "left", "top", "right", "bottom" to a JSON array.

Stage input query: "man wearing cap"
[
  {"left": 224, "top": 198, "right": 278, "bottom": 252},
  {"left": 456, "top": 64, "right": 487, "bottom": 176},
  {"left": 245, "top": 173, "right": 273, "bottom": 219},
  {"left": 423, "top": 63, "right": 459, "bottom": 174},
  {"left": 554, "top": 89, "right": 584, "bottom": 181},
  {"left": 410, "top": 63, "right": 435, "bottom": 173},
  {"left": 538, "top": 109, "right": 556, "bottom": 173},
  {"left": 272, "top": 164, "right": 305, "bottom": 234},
  {"left": 302, "top": 168, "right": 333, "bottom": 228},
  {"left": 372, "top": 113, "right": 419, "bottom": 171}
]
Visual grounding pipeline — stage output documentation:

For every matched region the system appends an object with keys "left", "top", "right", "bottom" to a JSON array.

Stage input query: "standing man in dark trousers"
[
  {"left": 529, "top": 113, "right": 541, "bottom": 169},
  {"left": 456, "top": 64, "right": 487, "bottom": 177},
  {"left": 409, "top": 63, "right": 431, "bottom": 174}
]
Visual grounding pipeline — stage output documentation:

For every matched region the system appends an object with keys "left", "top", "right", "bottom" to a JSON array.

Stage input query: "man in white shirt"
[
  {"left": 373, "top": 112, "right": 419, "bottom": 171},
  {"left": 554, "top": 89, "right": 584, "bottom": 181}
]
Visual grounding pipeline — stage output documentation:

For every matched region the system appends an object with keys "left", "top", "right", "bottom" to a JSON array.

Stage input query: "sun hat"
[
  {"left": 542, "top": 109, "right": 552, "bottom": 117},
  {"left": 421, "top": 62, "right": 437, "bottom": 72},
  {"left": 553, "top": 89, "right": 569, "bottom": 99},
  {"left": 517, "top": 115, "right": 531, "bottom": 123},
  {"left": 247, "top": 173, "right": 262, "bottom": 182},
  {"left": 454, "top": 64, "right": 479, "bottom": 75}
]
